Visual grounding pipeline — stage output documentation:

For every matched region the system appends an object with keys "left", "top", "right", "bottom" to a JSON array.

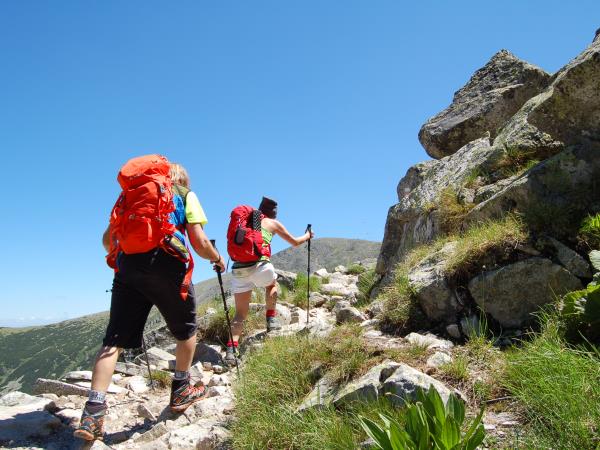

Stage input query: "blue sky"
[{"left": 1, "top": 1, "right": 598, "bottom": 326}]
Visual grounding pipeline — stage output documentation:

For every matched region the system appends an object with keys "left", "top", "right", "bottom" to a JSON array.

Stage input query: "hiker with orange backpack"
[
  {"left": 224, "top": 197, "right": 314, "bottom": 365},
  {"left": 74, "top": 155, "right": 225, "bottom": 442}
]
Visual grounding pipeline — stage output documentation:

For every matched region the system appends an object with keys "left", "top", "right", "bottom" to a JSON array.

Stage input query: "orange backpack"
[{"left": 106, "top": 154, "right": 194, "bottom": 300}]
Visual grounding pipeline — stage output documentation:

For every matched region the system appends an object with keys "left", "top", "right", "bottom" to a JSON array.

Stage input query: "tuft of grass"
[
  {"left": 438, "top": 187, "right": 475, "bottom": 234},
  {"left": 495, "top": 144, "right": 540, "bottom": 178},
  {"left": 347, "top": 264, "right": 366, "bottom": 275},
  {"left": 501, "top": 315, "right": 600, "bottom": 448},
  {"left": 355, "top": 268, "right": 379, "bottom": 307},
  {"left": 438, "top": 354, "right": 469, "bottom": 383},
  {"left": 201, "top": 304, "right": 263, "bottom": 344},
  {"left": 580, "top": 213, "right": 600, "bottom": 249},
  {"left": 231, "top": 329, "right": 405, "bottom": 449},
  {"left": 148, "top": 369, "right": 171, "bottom": 388},
  {"left": 444, "top": 214, "right": 527, "bottom": 278},
  {"left": 290, "top": 273, "right": 322, "bottom": 307}
]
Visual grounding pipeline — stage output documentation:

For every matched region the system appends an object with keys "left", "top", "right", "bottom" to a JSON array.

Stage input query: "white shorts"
[{"left": 231, "top": 262, "right": 278, "bottom": 294}]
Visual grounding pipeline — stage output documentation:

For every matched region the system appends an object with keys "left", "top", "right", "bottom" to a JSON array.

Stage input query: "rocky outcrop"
[
  {"left": 376, "top": 33, "right": 600, "bottom": 330},
  {"left": 468, "top": 258, "right": 582, "bottom": 327},
  {"left": 419, "top": 50, "right": 550, "bottom": 159}
]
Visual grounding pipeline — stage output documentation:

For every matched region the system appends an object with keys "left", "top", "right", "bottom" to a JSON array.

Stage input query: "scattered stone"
[
  {"left": 297, "top": 377, "right": 337, "bottom": 412},
  {"left": 126, "top": 376, "right": 150, "bottom": 394},
  {"left": 405, "top": 332, "right": 454, "bottom": 351},
  {"left": 426, "top": 352, "right": 453, "bottom": 369},
  {"left": 212, "top": 364, "right": 226, "bottom": 374},
  {"left": 134, "top": 347, "right": 175, "bottom": 371},
  {"left": 206, "top": 386, "right": 229, "bottom": 398},
  {"left": 131, "top": 422, "right": 169, "bottom": 444},
  {"left": 335, "top": 306, "right": 366, "bottom": 324},
  {"left": 334, "top": 265, "right": 348, "bottom": 274},
  {"left": 309, "top": 292, "right": 329, "bottom": 307},
  {"left": 193, "top": 343, "right": 225, "bottom": 365},
  {"left": 55, "top": 408, "right": 80, "bottom": 424},
  {"left": 137, "top": 403, "right": 156, "bottom": 421},
  {"left": 33, "top": 378, "right": 89, "bottom": 397},
  {"left": 73, "top": 381, "right": 125, "bottom": 394},
  {"left": 208, "top": 374, "right": 229, "bottom": 387},
  {"left": 541, "top": 236, "right": 592, "bottom": 278},
  {"left": 314, "top": 268, "right": 330, "bottom": 278},
  {"left": 446, "top": 324, "right": 461, "bottom": 339},
  {"left": 0, "top": 392, "right": 61, "bottom": 442},
  {"left": 202, "top": 362, "right": 213, "bottom": 371},
  {"left": 274, "top": 269, "right": 297, "bottom": 290}
]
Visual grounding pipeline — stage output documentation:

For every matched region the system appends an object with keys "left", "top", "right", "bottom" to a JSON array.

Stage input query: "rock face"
[
  {"left": 376, "top": 33, "right": 600, "bottom": 330},
  {"left": 468, "top": 258, "right": 582, "bottom": 327},
  {"left": 381, "top": 364, "right": 459, "bottom": 406},
  {"left": 419, "top": 50, "right": 550, "bottom": 159}
]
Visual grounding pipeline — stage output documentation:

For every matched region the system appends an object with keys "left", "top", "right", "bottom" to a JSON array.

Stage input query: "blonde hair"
[{"left": 170, "top": 163, "right": 190, "bottom": 189}]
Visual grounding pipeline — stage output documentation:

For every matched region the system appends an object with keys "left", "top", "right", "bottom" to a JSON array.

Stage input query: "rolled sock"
[
  {"left": 266, "top": 309, "right": 276, "bottom": 318},
  {"left": 227, "top": 340, "right": 239, "bottom": 347},
  {"left": 88, "top": 390, "right": 106, "bottom": 405},
  {"left": 173, "top": 370, "right": 189, "bottom": 381},
  {"left": 84, "top": 401, "right": 107, "bottom": 414}
]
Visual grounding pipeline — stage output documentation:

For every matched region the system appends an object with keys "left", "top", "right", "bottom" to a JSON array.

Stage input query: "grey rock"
[
  {"left": 297, "top": 377, "right": 337, "bottom": 412},
  {"left": 426, "top": 352, "right": 453, "bottom": 369},
  {"left": 193, "top": 343, "right": 224, "bottom": 365},
  {"left": 419, "top": 49, "right": 550, "bottom": 159},
  {"left": 275, "top": 269, "right": 297, "bottom": 290},
  {"left": 446, "top": 324, "right": 461, "bottom": 339},
  {"left": 460, "top": 315, "right": 483, "bottom": 338},
  {"left": 127, "top": 376, "right": 150, "bottom": 394},
  {"left": 134, "top": 347, "right": 174, "bottom": 371},
  {"left": 381, "top": 364, "right": 457, "bottom": 406},
  {"left": 335, "top": 306, "right": 366, "bottom": 324},
  {"left": 334, "top": 265, "right": 349, "bottom": 274},
  {"left": 541, "top": 236, "right": 592, "bottom": 278},
  {"left": 314, "top": 268, "right": 330, "bottom": 278},
  {"left": 131, "top": 422, "right": 169, "bottom": 444},
  {"left": 212, "top": 364, "right": 227, "bottom": 375},
  {"left": 168, "top": 422, "right": 230, "bottom": 450},
  {"left": 115, "top": 362, "right": 147, "bottom": 377},
  {"left": 33, "top": 378, "right": 89, "bottom": 397},
  {"left": 206, "top": 386, "right": 229, "bottom": 398},
  {"left": 137, "top": 402, "right": 156, "bottom": 421},
  {"left": 333, "top": 361, "right": 401, "bottom": 407},
  {"left": 408, "top": 242, "right": 460, "bottom": 322},
  {"left": 309, "top": 292, "right": 329, "bottom": 308},
  {"left": 0, "top": 392, "right": 61, "bottom": 442},
  {"left": 405, "top": 333, "right": 454, "bottom": 351},
  {"left": 469, "top": 257, "right": 582, "bottom": 327}
]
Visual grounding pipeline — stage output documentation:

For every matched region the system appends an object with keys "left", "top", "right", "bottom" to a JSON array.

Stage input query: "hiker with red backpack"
[
  {"left": 74, "top": 155, "right": 225, "bottom": 442},
  {"left": 224, "top": 197, "right": 314, "bottom": 365}
]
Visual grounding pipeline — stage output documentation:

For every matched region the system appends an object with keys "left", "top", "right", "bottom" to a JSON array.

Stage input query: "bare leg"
[
  {"left": 90, "top": 346, "right": 122, "bottom": 392},
  {"left": 265, "top": 281, "right": 278, "bottom": 311},
  {"left": 175, "top": 334, "right": 197, "bottom": 371},
  {"left": 232, "top": 291, "right": 251, "bottom": 343}
]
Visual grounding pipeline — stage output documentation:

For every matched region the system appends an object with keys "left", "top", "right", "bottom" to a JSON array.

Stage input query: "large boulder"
[
  {"left": 419, "top": 50, "right": 550, "bottom": 159},
  {"left": 468, "top": 257, "right": 582, "bottom": 327},
  {"left": 332, "top": 361, "right": 400, "bottom": 407},
  {"left": 0, "top": 392, "right": 61, "bottom": 442}
]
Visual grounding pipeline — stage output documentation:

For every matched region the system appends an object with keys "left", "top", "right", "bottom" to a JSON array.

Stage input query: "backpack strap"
[{"left": 171, "top": 183, "right": 194, "bottom": 301}]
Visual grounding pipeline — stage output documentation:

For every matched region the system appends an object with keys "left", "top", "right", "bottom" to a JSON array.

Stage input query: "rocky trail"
[{"left": 1, "top": 263, "right": 520, "bottom": 449}]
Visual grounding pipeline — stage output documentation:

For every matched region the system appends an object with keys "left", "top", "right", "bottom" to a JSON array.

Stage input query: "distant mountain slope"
[{"left": 192, "top": 238, "right": 381, "bottom": 303}]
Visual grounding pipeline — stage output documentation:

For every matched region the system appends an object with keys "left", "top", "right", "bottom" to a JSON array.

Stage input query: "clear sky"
[{"left": 1, "top": 1, "right": 598, "bottom": 326}]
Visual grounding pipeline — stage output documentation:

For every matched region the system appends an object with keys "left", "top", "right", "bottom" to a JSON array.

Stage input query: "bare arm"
[
  {"left": 270, "top": 220, "right": 313, "bottom": 247},
  {"left": 186, "top": 223, "right": 225, "bottom": 270},
  {"left": 102, "top": 227, "right": 111, "bottom": 252}
]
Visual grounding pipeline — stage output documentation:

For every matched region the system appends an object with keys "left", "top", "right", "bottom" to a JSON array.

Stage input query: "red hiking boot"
[
  {"left": 73, "top": 403, "right": 106, "bottom": 441},
  {"left": 169, "top": 381, "right": 207, "bottom": 413}
]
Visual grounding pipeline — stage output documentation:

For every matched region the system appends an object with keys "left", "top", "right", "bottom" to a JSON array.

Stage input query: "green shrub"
[
  {"left": 148, "top": 369, "right": 171, "bottom": 388},
  {"left": 378, "top": 270, "right": 429, "bottom": 335},
  {"left": 502, "top": 314, "right": 600, "bottom": 448},
  {"left": 347, "top": 264, "right": 367, "bottom": 275},
  {"left": 359, "top": 386, "right": 485, "bottom": 450}
]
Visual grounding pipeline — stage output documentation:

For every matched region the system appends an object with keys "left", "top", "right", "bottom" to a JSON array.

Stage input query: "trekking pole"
[
  {"left": 306, "top": 224, "right": 312, "bottom": 326},
  {"left": 141, "top": 337, "right": 155, "bottom": 391},
  {"left": 210, "top": 240, "right": 240, "bottom": 377}
]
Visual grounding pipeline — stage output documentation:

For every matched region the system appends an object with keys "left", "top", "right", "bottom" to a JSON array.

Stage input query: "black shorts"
[{"left": 102, "top": 249, "right": 197, "bottom": 349}]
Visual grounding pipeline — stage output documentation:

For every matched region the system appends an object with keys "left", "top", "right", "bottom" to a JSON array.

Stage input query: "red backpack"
[
  {"left": 106, "top": 154, "right": 194, "bottom": 300},
  {"left": 227, "top": 205, "right": 271, "bottom": 262}
]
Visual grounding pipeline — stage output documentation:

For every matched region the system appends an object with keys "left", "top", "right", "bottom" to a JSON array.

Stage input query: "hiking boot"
[
  {"left": 73, "top": 403, "right": 106, "bottom": 441},
  {"left": 169, "top": 381, "right": 206, "bottom": 413},
  {"left": 224, "top": 346, "right": 239, "bottom": 367},
  {"left": 266, "top": 316, "right": 282, "bottom": 332}
]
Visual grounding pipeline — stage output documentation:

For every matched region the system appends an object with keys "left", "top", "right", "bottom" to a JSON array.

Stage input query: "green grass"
[
  {"left": 580, "top": 213, "right": 600, "bottom": 249},
  {"left": 495, "top": 144, "right": 540, "bottom": 178},
  {"left": 438, "top": 354, "right": 469, "bottom": 383},
  {"left": 148, "top": 369, "right": 171, "bottom": 388},
  {"left": 501, "top": 316, "right": 600, "bottom": 448},
  {"left": 347, "top": 264, "right": 366, "bottom": 275},
  {"left": 437, "top": 187, "right": 475, "bottom": 234},
  {"left": 355, "top": 268, "right": 379, "bottom": 307},
  {"left": 444, "top": 214, "right": 527, "bottom": 279},
  {"left": 231, "top": 327, "right": 406, "bottom": 449},
  {"left": 290, "top": 273, "right": 322, "bottom": 307}
]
